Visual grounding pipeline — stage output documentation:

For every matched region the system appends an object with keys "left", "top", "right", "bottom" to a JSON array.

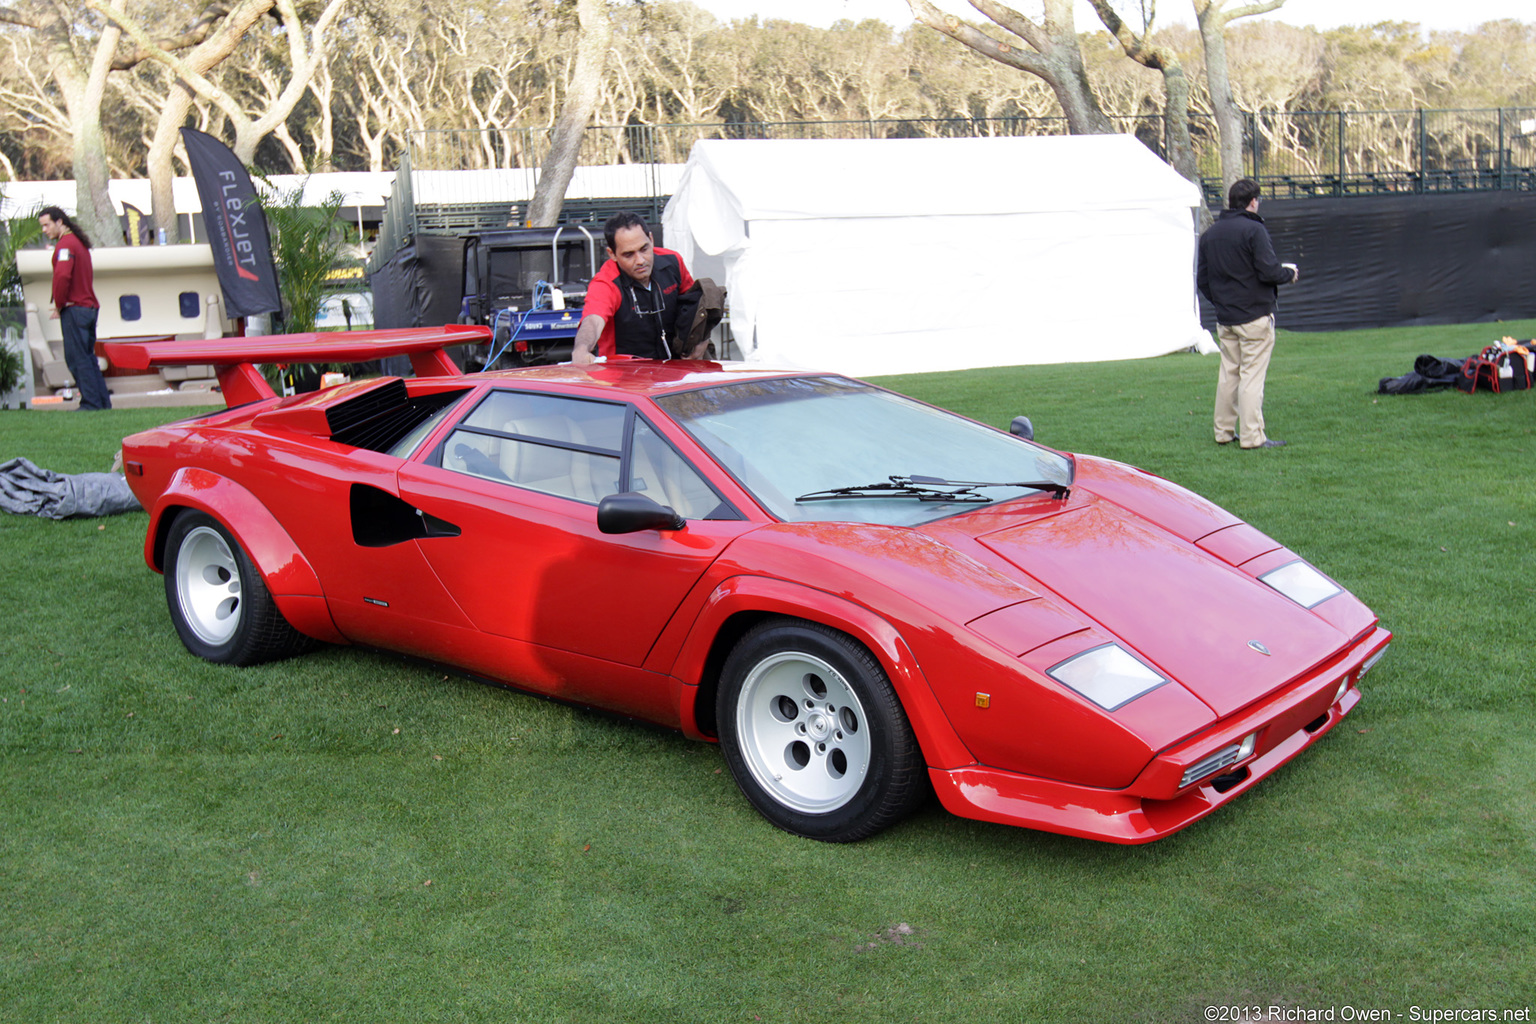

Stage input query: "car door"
[
  {"left": 267, "top": 437, "right": 481, "bottom": 656},
  {"left": 395, "top": 387, "right": 753, "bottom": 693}
]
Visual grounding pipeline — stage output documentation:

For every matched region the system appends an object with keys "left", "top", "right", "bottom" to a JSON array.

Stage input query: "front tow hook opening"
[{"left": 1210, "top": 767, "right": 1251, "bottom": 794}]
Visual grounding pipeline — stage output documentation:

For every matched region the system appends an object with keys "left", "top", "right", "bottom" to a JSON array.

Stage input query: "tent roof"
[{"left": 675, "top": 135, "right": 1201, "bottom": 225}]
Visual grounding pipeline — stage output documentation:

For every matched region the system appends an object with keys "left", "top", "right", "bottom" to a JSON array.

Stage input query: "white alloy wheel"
[
  {"left": 175, "top": 524, "right": 244, "bottom": 646},
  {"left": 734, "top": 650, "right": 873, "bottom": 814},
  {"left": 163, "top": 510, "right": 311, "bottom": 666}
]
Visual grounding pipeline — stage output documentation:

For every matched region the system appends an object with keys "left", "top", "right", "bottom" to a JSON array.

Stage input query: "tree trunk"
[
  {"left": 527, "top": 0, "right": 612, "bottom": 228},
  {"left": 1086, "top": 0, "right": 1198, "bottom": 183},
  {"left": 69, "top": 105, "right": 122, "bottom": 245},
  {"left": 1197, "top": 8, "right": 1244, "bottom": 194},
  {"left": 14, "top": 0, "right": 269, "bottom": 245},
  {"left": 310, "top": 65, "right": 336, "bottom": 169},
  {"left": 147, "top": 83, "right": 197, "bottom": 242},
  {"left": 1194, "top": 1, "right": 1287, "bottom": 196},
  {"left": 48, "top": 14, "right": 124, "bottom": 245},
  {"left": 1056, "top": 58, "right": 1114, "bottom": 135},
  {"left": 138, "top": 0, "right": 276, "bottom": 242},
  {"left": 1162, "top": 64, "right": 1197, "bottom": 183}
]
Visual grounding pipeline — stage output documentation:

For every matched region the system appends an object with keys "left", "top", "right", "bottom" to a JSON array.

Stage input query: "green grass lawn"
[{"left": 2, "top": 323, "right": 1533, "bottom": 1023}]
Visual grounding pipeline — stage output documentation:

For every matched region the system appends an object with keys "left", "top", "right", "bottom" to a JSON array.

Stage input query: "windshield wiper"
[
  {"left": 795, "top": 474, "right": 1069, "bottom": 503},
  {"left": 904, "top": 474, "right": 1071, "bottom": 499},
  {"left": 796, "top": 476, "right": 994, "bottom": 503}
]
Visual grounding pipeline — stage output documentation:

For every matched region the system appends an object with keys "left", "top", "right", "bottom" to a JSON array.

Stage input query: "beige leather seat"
[
  {"left": 627, "top": 425, "right": 718, "bottom": 519},
  {"left": 498, "top": 415, "right": 617, "bottom": 502}
]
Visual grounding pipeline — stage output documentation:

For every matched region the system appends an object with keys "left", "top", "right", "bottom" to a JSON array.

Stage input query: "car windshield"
[{"left": 655, "top": 377, "right": 1073, "bottom": 525}]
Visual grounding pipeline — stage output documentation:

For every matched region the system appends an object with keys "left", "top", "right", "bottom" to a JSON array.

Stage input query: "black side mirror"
[
  {"left": 1010, "top": 416, "right": 1035, "bottom": 441},
  {"left": 597, "top": 492, "right": 686, "bottom": 534}
]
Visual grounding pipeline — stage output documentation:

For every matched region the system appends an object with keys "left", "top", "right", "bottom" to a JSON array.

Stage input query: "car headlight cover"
[
  {"left": 1048, "top": 644, "right": 1167, "bottom": 711},
  {"left": 1260, "top": 560, "right": 1341, "bottom": 609}
]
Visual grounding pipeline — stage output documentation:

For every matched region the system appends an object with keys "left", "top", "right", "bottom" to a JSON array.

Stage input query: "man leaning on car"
[
  {"left": 571, "top": 211, "right": 709, "bottom": 364},
  {"left": 1197, "top": 178, "right": 1298, "bottom": 450}
]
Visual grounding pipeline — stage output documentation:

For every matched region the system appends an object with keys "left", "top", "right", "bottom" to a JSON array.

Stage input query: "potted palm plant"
[
  {"left": 1, "top": 206, "right": 42, "bottom": 407},
  {"left": 255, "top": 176, "right": 361, "bottom": 392}
]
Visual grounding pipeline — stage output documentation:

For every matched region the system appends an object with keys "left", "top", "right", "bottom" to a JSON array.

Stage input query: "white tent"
[{"left": 662, "top": 136, "right": 1210, "bottom": 376}]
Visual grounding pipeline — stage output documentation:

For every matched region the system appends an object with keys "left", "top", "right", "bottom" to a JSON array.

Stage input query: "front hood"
[{"left": 976, "top": 499, "right": 1348, "bottom": 717}]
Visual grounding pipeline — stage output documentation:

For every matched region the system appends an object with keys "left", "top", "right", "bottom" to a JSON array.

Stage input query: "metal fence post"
[
  {"left": 1499, "top": 108, "right": 1507, "bottom": 189},
  {"left": 1248, "top": 111, "right": 1258, "bottom": 180},
  {"left": 1336, "top": 110, "right": 1346, "bottom": 196},
  {"left": 400, "top": 146, "right": 415, "bottom": 242},
  {"left": 1417, "top": 108, "right": 1426, "bottom": 193}
]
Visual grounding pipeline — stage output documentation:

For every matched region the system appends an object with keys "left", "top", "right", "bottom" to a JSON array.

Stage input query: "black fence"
[
  {"left": 1199, "top": 190, "right": 1536, "bottom": 333},
  {"left": 1227, "top": 108, "right": 1536, "bottom": 205},
  {"left": 369, "top": 108, "right": 1536, "bottom": 328},
  {"left": 368, "top": 107, "right": 1536, "bottom": 334},
  {"left": 399, "top": 107, "right": 1536, "bottom": 195}
]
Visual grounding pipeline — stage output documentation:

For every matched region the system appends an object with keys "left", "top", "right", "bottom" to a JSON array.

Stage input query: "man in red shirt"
[
  {"left": 572, "top": 212, "right": 706, "bottom": 363},
  {"left": 39, "top": 206, "right": 111, "bottom": 410}
]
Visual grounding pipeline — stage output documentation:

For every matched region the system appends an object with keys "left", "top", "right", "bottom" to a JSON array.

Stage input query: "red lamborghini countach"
[{"left": 108, "top": 328, "right": 1390, "bottom": 844}]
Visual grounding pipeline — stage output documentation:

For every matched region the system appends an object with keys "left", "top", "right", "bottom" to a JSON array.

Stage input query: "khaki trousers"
[{"left": 1213, "top": 314, "right": 1276, "bottom": 448}]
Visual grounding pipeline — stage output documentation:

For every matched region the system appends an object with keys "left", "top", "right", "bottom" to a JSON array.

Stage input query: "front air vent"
[{"left": 1181, "top": 741, "right": 1247, "bottom": 789}]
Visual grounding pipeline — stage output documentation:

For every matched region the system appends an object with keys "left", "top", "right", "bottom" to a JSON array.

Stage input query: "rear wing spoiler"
[{"left": 101, "top": 325, "right": 491, "bottom": 407}]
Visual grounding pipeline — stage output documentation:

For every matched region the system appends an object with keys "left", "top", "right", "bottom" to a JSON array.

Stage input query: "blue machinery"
[
  {"left": 478, "top": 223, "right": 596, "bottom": 368},
  {"left": 484, "top": 282, "right": 582, "bottom": 367}
]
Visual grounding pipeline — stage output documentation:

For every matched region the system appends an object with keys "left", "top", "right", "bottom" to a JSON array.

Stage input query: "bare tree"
[
  {"left": 1086, "top": 0, "right": 1197, "bottom": 181},
  {"left": 0, "top": 1, "right": 125, "bottom": 242},
  {"left": 0, "top": 0, "right": 244, "bottom": 243},
  {"left": 621, "top": 1, "right": 736, "bottom": 125},
  {"left": 95, "top": 0, "right": 347, "bottom": 163},
  {"left": 905, "top": 0, "right": 1116, "bottom": 134},
  {"left": 0, "top": 32, "right": 81, "bottom": 179},
  {"left": 133, "top": 0, "right": 278, "bottom": 240},
  {"left": 527, "top": 0, "right": 612, "bottom": 227},
  {"left": 903, "top": 22, "right": 1060, "bottom": 124},
  {"left": 339, "top": 3, "right": 459, "bottom": 171},
  {"left": 1193, "top": 0, "right": 1286, "bottom": 193},
  {"left": 1318, "top": 23, "right": 1452, "bottom": 111}
]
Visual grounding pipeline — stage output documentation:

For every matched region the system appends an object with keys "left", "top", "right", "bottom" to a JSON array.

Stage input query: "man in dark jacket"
[{"left": 1197, "top": 179, "right": 1297, "bottom": 449}]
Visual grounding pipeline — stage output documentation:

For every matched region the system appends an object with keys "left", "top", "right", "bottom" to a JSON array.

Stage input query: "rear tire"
[
  {"left": 717, "top": 618, "right": 927, "bottom": 842},
  {"left": 163, "top": 510, "right": 312, "bottom": 666}
]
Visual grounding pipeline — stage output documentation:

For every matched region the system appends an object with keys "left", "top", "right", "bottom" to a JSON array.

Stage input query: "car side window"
[
  {"left": 628, "top": 416, "right": 734, "bottom": 521},
  {"left": 441, "top": 391, "right": 623, "bottom": 503}
]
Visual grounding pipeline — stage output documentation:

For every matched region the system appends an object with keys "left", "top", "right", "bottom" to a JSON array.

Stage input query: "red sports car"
[{"left": 108, "top": 328, "right": 1390, "bottom": 844}]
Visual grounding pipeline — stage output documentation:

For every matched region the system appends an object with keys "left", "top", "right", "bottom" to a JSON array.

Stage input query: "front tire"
[
  {"left": 717, "top": 618, "right": 927, "bottom": 842},
  {"left": 163, "top": 510, "right": 312, "bottom": 666}
]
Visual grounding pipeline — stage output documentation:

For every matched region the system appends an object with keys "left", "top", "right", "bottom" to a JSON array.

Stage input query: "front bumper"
[{"left": 930, "top": 626, "right": 1391, "bottom": 843}]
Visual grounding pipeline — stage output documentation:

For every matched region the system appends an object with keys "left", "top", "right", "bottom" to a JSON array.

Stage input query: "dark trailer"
[{"left": 370, "top": 225, "right": 602, "bottom": 368}]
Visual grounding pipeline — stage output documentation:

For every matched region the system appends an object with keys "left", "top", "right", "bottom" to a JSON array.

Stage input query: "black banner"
[
  {"left": 181, "top": 127, "right": 281, "bottom": 318},
  {"left": 1199, "top": 192, "right": 1536, "bottom": 333}
]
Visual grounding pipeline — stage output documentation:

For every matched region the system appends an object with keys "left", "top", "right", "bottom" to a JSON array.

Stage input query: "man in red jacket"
[
  {"left": 39, "top": 206, "right": 111, "bottom": 410},
  {"left": 572, "top": 212, "right": 705, "bottom": 364}
]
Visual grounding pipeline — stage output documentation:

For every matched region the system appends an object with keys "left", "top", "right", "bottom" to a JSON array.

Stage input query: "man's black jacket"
[{"left": 1196, "top": 209, "right": 1296, "bottom": 326}]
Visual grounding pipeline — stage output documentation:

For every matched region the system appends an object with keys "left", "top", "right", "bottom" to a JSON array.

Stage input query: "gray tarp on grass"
[{"left": 0, "top": 457, "right": 141, "bottom": 519}]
